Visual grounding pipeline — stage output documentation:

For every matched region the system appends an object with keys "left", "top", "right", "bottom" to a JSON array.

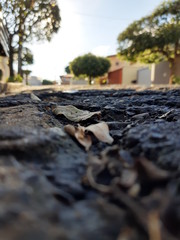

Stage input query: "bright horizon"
[{"left": 29, "top": 0, "right": 163, "bottom": 81}]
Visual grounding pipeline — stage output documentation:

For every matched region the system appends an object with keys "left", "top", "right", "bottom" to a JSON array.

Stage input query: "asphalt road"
[{"left": 0, "top": 87, "right": 179, "bottom": 240}]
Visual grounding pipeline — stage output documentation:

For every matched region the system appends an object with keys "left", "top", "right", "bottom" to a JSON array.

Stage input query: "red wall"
[{"left": 108, "top": 69, "right": 122, "bottom": 84}]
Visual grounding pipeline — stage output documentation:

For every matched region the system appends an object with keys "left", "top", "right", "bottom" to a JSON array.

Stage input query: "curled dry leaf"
[
  {"left": 147, "top": 210, "right": 162, "bottom": 240},
  {"left": 75, "top": 125, "right": 92, "bottom": 151},
  {"left": 64, "top": 122, "right": 113, "bottom": 151},
  {"left": 86, "top": 122, "right": 114, "bottom": 144},
  {"left": 30, "top": 93, "right": 41, "bottom": 102},
  {"left": 53, "top": 105, "right": 101, "bottom": 122},
  {"left": 64, "top": 124, "right": 76, "bottom": 136},
  {"left": 64, "top": 124, "right": 92, "bottom": 151},
  {"left": 136, "top": 157, "right": 171, "bottom": 183}
]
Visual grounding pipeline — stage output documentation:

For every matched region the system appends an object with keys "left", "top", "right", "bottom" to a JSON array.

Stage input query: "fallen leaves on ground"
[
  {"left": 136, "top": 157, "right": 171, "bottom": 184},
  {"left": 64, "top": 122, "right": 113, "bottom": 151},
  {"left": 53, "top": 105, "right": 101, "bottom": 122},
  {"left": 64, "top": 124, "right": 92, "bottom": 151},
  {"left": 82, "top": 146, "right": 178, "bottom": 240},
  {"left": 159, "top": 110, "right": 174, "bottom": 119},
  {"left": 86, "top": 122, "right": 113, "bottom": 144},
  {"left": 30, "top": 93, "right": 41, "bottom": 102}
]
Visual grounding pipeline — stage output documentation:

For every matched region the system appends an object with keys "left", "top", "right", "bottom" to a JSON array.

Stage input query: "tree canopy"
[
  {"left": 117, "top": 0, "right": 180, "bottom": 83},
  {"left": 21, "top": 47, "right": 34, "bottom": 66},
  {"left": 65, "top": 65, "right": 71, "bottom": 74},
  {"left": 70, "top": 53, "right": 111, "bottom": 84},
  {"left": 1, "top": 0, "right": 61, "bottom": 77}
]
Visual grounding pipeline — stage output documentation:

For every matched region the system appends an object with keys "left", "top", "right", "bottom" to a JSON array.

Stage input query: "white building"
[
  {"left": 27, "top": 76, "right": 42, "bottom": 86},
  {"left": 0, "top": 12, "right": 9, "bottom": 82}
]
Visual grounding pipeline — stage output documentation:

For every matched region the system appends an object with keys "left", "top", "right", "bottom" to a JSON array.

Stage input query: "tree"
[
  {"left": 70, "top": 53, "right": 111, "bottom": 84},
  {"left": 65, "top": 65, "right": 71, "bottom": 74},
  {"left": 42, "top": 79, "right": 53, "bottom": 85},
  {"left": 22, "top": 47, "right": 34, "bottom": 67},
  {"left": 13, "top": 47, "right": 33, "bottom": 84},
  {"left": 1, "top": 0, "right": 61, "bottom": 77},
  {"left": 117, "top": 0, "right": 180, "bottom": 84},
  {"left": 23, "top": 69, "right": 31, "bottom": 85}
]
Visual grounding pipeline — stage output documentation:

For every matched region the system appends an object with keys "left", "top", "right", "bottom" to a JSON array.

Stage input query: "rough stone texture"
[{"left": 0, "top": 88, "right": 180, "bottom": 239}]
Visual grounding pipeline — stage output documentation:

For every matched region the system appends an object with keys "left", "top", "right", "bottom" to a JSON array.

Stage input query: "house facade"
[
  {"left": 0, "top": 12, "right": 9, "bottom": 82},
  {"left": 107, "top": 55, "right": 147, "bottom": 85},
  {"left": 137, "top": 61, "right": 172, "bottom": 86},
  {"left": 151, "top": 61, "right": 170, "bottom": 85},
  {"left": 137, "top": 68, "right": 151, "bottom": 86},
  {"left": 60, "top": 74, "right": 73, "bottom": 85},
  {"left": 60, "top": 74, "right": 88, "bottom": 85},
  {"left": 107, "top": 55, "right": 173, "bottom": 86}
]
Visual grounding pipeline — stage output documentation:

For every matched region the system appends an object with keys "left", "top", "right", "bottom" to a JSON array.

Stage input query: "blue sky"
[{"left": 30, "top": 0, "right": 163, "bottom": 81}]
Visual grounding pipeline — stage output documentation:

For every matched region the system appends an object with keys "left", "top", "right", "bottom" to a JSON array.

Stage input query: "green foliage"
[
  {"left": 70, "top": 53, "right": 111, "bottom": 84},
  {"left": 2, "top": 0, "right": 61, "bottom": 42},
  {"left": 135, "top": 50, "right": 165, "bottom": 64},
  {"left": 7, "top": 74, "right": 23, "bottom": 83},
  {"left": 1, "top": 0, "right": 61, "bottom": 76},
  {"left": 23, "top": 70, "right": 32, "bottom": 76},
  {"left": 23, "top": 69, "right": 31, "bottom": 85},
  {"left": 7, "top": 77, "right": 14, "bottom": 83},
  {"left": 173, "top": 76, "right": 180, "bottom": 84},
  {"left": 73, "top": 74, "right": 87, "bottom": 80},
  {"left": 14, "top": 47, "right": 34, "bottom": 68},
  {"left": 22, "top": 48, "right": 34, "bottom": 66},
  {"left": 15, "top": 74, "right": 23, "bottom": 82},
  {"left": 65, "top": 66, "right": 71, "bottom": 74},
  {"left": 13, "top": 47, "right": 34, "bottom": 78},
  {"left": 117, "top": 0, "right": 180, "bottom": 67},
  {"left": 42, "top": 79, "right": 53, "bottom": 85}
]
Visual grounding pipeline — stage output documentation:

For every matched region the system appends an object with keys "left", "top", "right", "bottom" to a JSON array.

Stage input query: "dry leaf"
[
  {"left": 86, "top": 122, "right": 114, "bottom": 144},
  {"left": 136, "top": 157, "right": 171, "bottom": 182},
  {"left": 159, "top": 110, "right": 173, "bottom": 119},
  {"left": 64, "top": 124, "right": 92, "bottom": 151},
  {"left": 53, "top": 105, "right": 101, "bottom": 122},
  {"left": 75, "top": 125, "right": 92, "bottom": 151},
  {"left": 147, "top": 210, "right": 162, "bottom": 240},
  {"left": 64, "top": 122, "right": 113, "bottom": 151},
  {"left": 64, "top": 124, "right": 76, "bottom": 136},
  {"left": 30, "top": 93, "right": 41, "bottom": 102}
]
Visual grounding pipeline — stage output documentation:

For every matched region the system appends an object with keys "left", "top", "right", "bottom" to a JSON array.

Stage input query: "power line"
[{"left": 73, "top": 11, "right": 132, "bottom": 21}]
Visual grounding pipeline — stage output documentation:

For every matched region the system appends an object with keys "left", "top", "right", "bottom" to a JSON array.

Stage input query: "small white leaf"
[
  {"left": 30, "top": 93, "right": 41, "bottom": 102},
  {"left": 85, "top": 122, "right": 114, "bottom": 144}
]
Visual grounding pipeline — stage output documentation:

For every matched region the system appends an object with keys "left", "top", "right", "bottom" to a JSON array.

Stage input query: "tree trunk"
[
  {"left": 88, "top": 76, "right": 92, "bottom": 85},
  {"left": 169, "top": 56, "right": 180, "bottom": 84},
  {"left": 9, "top": 34, "right": 14, "bottom": 78},
  {"left": 18, "top": 4, "right": 23, "bottom": 77},
  {"left": 25, "top": 74, "right": 28, "bottom": 85},
  {"left": 18, "top": 40, "right": 23, "bottom": 77}
]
